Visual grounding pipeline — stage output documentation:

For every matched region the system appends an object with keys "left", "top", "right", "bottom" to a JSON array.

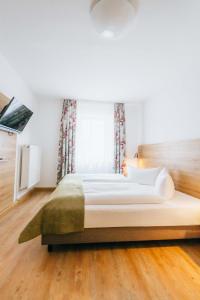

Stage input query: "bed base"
[{"left": 42, "top": 226, "right": 200, "bottom": 251}]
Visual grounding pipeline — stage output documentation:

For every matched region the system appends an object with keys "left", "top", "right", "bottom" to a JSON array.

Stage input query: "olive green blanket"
[{"left": 19, "top": 176, "right": 84, "bottom": 243}]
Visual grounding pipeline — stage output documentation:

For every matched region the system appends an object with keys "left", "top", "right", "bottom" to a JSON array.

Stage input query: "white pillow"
[
  {"left": 155, "top": 169, "right": 175, "bottom": 200},
  {"left": 127, "top": 166, "right": 162, "bottom": 186}
]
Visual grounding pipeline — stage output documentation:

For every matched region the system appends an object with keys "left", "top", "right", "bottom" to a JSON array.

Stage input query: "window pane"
[{"left": 75, "top": 101, "right": 114, "bottom": 173}]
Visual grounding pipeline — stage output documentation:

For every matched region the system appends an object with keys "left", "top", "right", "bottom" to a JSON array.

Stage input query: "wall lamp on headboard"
[
  {"left": 122, "top": 152, "right": 140, "bottom": 176},
  {"left": 132, "top": 152, "right": 140, "bottom": 167},
  {"left": 134, "top": 151, "right": 145, "bottom": 168}
]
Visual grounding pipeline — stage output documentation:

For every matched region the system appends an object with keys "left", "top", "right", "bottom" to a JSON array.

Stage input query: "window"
[{"left": 75, "top": 101, "right": 114, "bottom": 173}]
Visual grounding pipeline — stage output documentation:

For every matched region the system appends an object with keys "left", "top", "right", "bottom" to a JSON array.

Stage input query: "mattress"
[{"left": 84, "top": 191, "right": 200, "bottom": 228}]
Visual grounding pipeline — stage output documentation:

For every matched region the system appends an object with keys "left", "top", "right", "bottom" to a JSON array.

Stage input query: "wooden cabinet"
[{"left": 0, "top": 129, "right": 17, "bottom": 214}]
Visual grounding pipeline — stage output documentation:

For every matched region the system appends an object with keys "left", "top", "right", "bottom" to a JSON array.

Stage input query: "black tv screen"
[{"left": 0, "top": 97, "right": 33, "bottom": 133}]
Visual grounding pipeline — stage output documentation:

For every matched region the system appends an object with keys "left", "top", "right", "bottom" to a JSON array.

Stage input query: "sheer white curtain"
[{"left": 75, "top": 101, "right": 114, "bottom": 173}]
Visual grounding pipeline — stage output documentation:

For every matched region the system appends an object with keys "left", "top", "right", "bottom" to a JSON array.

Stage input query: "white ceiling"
[{"left": 0, "top": 0, "right": 199, "bottom": 102}]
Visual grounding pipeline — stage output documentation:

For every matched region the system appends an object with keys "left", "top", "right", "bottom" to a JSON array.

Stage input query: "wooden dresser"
[
  {"left": 0, "top": 130, "right": 17, "bottom": 214},
  {"left": 0, "top": 93, "right": 17, "bottom": 214}
]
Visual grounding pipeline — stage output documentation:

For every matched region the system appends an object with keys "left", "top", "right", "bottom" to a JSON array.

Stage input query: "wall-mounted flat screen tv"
[{"left": 0, "top": 97, "right": 33, "bottom": 133}]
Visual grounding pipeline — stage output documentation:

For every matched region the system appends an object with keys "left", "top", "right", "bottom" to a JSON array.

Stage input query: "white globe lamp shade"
[{"left": 90, "top": 0, "right": 137, "bottom": 38}]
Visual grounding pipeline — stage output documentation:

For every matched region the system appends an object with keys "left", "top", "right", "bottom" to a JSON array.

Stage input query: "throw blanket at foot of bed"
[{"left": 19, "top": 176, "right": 84, "bottom": 243}]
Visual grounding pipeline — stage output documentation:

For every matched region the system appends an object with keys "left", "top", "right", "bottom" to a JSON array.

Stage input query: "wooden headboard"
[{"left": 138, "top": 139, "right": 200, "bottom": 199}]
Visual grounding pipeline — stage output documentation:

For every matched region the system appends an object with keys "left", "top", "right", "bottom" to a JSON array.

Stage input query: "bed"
[
  {"left": 20, "top": 139, "right": 200, "bottom": 251},
  {"left": 42, "top": 175, "right": 200, "bottom": 250}
]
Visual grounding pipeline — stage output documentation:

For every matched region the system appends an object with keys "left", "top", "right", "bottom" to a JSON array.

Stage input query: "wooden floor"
[{"left": 1, "top": 191, "right": 200, "bottom": 300}]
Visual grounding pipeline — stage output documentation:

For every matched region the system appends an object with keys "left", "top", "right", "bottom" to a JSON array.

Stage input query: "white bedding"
[
  {"left": 84, "top": 191, "right": 200, "bottom": 228},
  {"left": 84, "top": 182, "right": 162, "bottom": 205},
  {"left": 70, "top": 173, "right": 200, "bottom": 228},
  {"left": 75, "top": 173, "right": 127, "bottom": 182}
]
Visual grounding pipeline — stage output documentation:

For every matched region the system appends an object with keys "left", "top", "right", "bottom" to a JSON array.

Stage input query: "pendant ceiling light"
[{"left": 90, "top": 0, "right": 138, "bottom": 38}]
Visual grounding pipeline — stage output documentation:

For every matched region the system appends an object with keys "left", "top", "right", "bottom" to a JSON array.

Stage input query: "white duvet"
[
  {"left": 77, "top": 173, "right": 127, "bottom": 182},
  {"left": 83, "top": 181, "right": 163, "bottom": 205}
]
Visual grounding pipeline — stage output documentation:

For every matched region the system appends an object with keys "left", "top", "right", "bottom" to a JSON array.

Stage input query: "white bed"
[
  {"left": 43, "top": 189, "right": 200, "bottom": 248},
  {"left": 43, "top": 173, "right": 200, "bottom": 248},
  {"left": 43, "top": 141, "right": 200, "bottom": 249}
]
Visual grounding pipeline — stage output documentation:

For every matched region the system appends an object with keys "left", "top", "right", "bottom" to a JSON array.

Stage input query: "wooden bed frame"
[
  {"left": 43, "top": 226, "right": 200, "bottom": 251},
  {"left": 42, "top": 139, "right": 200, "bottom": 251}
]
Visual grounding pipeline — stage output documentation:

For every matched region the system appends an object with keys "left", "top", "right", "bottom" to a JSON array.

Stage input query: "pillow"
[
  {"left": 155, "top": 169, "right": 175, "bottom": 200},
  {"left": 127, "top": 166, "right": 162, "bottom": 185}
]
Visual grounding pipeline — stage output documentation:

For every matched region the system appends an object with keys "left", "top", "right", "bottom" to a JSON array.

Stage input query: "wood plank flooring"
[{"left": 1, "top": 190, "right": 200, "bottom": 299}]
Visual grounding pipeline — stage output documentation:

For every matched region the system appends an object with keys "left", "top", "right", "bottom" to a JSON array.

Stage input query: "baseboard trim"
[
  {"left": 0, "top": 188, "right": 35, "bottom": 218},
  {"left": 17, "top": 188, "right": 35, "bottom": 203},
  {"left": 0, "top": 187, "right": 55, "bottom": 218}
]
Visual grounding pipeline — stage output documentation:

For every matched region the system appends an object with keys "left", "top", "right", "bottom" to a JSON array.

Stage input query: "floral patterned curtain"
[
  {"left": 114, "top": 103, "right": 126, "bottom": 173},
  {"left": 57, "top": 99, "right": 77, "bottom": 183}
]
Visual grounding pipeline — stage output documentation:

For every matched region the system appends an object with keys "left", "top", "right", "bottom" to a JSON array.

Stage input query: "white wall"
[
  {"left": 35, "top": 100, "right": 144, "bottom": 187},
  {"left": 0, "top": 52, "right": 37, "bottom": 199},
  {"left": 142, "top": 0, "right": 200, "bottom": 145},
  {"left": 143, "top": 82, "right": 200, "bottom": 144},
  {"left": 34, "top": 98, "right": 62, "bottom": 187}
]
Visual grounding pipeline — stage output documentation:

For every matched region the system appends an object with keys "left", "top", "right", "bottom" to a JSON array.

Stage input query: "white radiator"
[{"left": 20, "top": 145, "right": 41, "bottom": 190}]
